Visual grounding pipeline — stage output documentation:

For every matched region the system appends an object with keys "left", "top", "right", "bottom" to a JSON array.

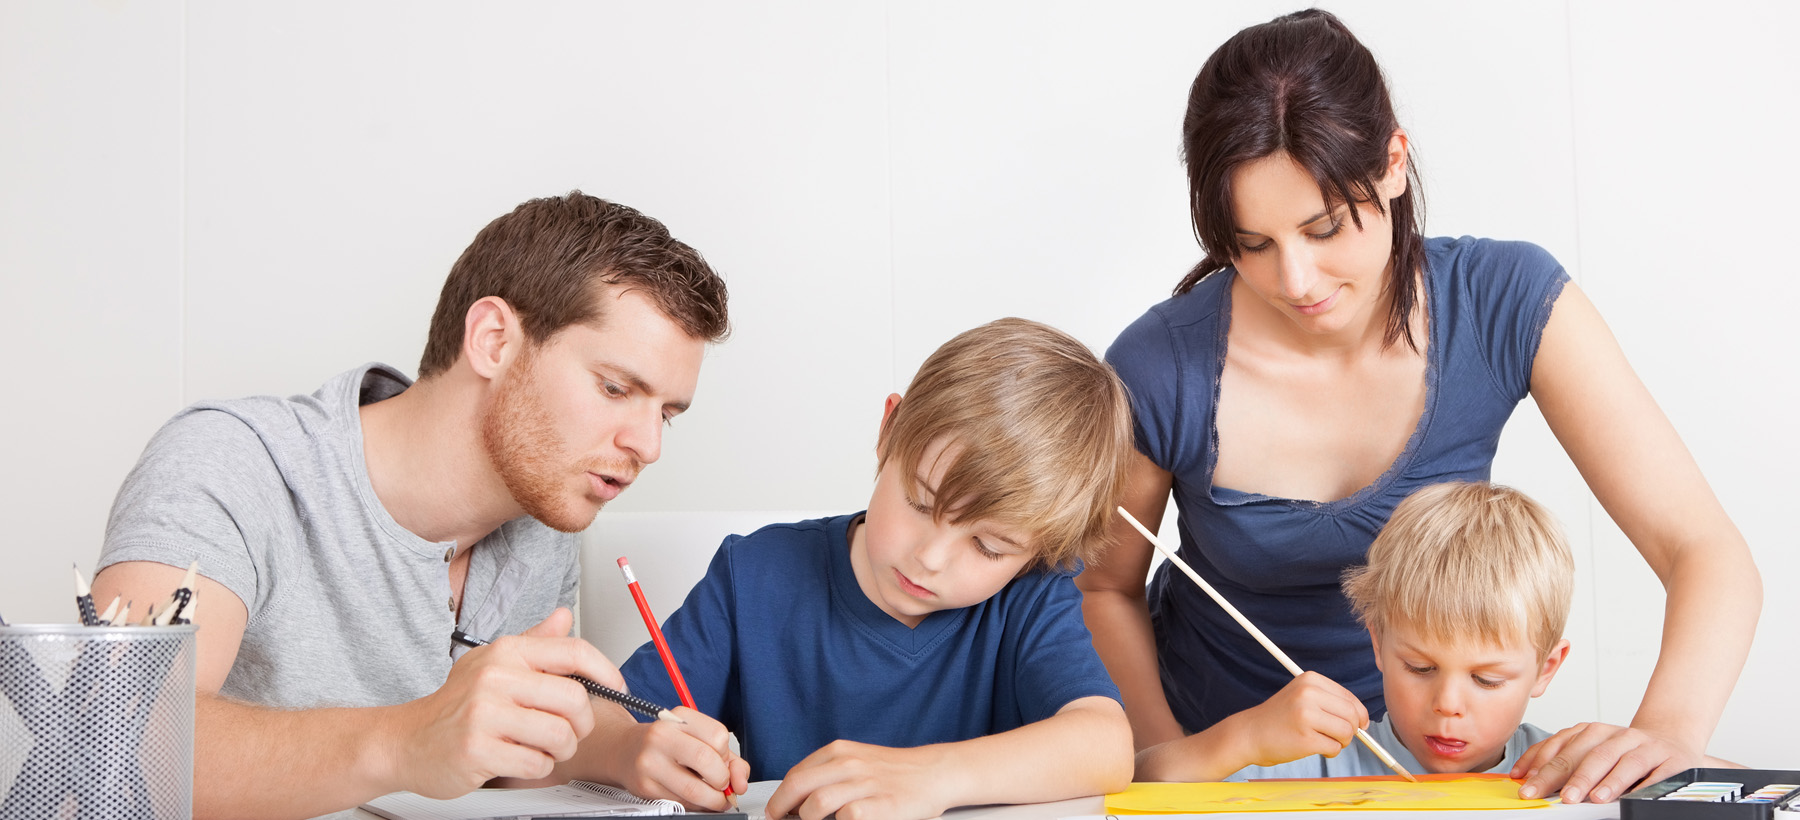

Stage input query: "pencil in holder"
[{"left": 0, "top": 624, "right": 196, "bottom": 820}]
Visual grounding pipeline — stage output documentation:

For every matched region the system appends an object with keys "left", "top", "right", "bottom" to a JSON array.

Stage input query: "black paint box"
[{"left": 1621, "top": 769, "right": 1800, "bottom": 820}]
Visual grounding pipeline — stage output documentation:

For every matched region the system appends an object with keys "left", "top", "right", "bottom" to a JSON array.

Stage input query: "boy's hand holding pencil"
[
  {"left": 598, "top": 557, "right": 747, "bottom": 810},
  {"left": 591, "top": 702, "right": 749, "bottom": 811}
]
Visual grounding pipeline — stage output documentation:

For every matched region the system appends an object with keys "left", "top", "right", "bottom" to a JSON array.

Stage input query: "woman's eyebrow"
[{"left": 1234, "top": 207, "right": 1334, "bottom": 236}]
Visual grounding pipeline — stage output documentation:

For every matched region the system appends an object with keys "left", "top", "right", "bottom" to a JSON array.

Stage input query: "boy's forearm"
[
  {"left": 194, "top": 692, "right": 401, "bottom": 820},
  {"left": 1134, "top": 710, "right": 1251, "bottom": 782},
  {"left": 935, "top": 696, "right": 1133, "bottom": 806}
]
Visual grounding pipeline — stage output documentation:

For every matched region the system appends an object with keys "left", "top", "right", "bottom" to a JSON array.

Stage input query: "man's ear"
[
  {"left": 875, "top": 393, "right": 902, "bottom": 454},
  {"left": 1530, "top": 638, "right": 1572, "bottom": 698},
  {"left": 1377, "top": 130, "right": 1410, "bottom": 201},
  {"left": 462, "top": 296, "right": 523, "bottom": 380}
]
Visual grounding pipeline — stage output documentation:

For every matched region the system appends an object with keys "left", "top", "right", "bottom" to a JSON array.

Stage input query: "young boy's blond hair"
[
  {"left": 876, "top": 317, "right": 1134, "bottom": 572},
  {"left": 1342, "top": 482, "right": 1573, "bottom": 658}
]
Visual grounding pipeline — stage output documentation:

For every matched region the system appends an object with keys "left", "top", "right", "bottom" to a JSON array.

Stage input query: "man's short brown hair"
[
  {"left": 877, "top": 318, "right": 1135, "bottom": 572},
  {"left": 418, "top": 191, "right": 729, "bottom": 379}
]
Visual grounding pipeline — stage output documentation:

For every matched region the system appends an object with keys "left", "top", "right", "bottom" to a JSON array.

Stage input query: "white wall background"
[{"left": 2, "top": 1, "right": 1793, "bottom": 765}]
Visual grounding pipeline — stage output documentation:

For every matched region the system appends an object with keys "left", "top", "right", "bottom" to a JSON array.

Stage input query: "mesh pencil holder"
[{"left": 0, "top": 625, "right": 196, "bottom": 820}]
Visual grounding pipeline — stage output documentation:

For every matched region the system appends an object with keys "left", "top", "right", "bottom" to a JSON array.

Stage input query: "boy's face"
[
  {"left": 849, "top": 432, "right": 1036, "bottom": 628},
  {"left": 1372, "top": 617, "right": 1569, "bottom": 774}
]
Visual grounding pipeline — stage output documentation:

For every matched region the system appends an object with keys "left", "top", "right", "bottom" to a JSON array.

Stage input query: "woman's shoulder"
[
  {"left": 1428, "top": 235, "right": 1566, "bottom": 282},
  {"left": 1428, "top": 235, "right": 1570, "bottom": 308},
  {"left": 1108, "top": 271, "right": 1233, "bottom": 365}
]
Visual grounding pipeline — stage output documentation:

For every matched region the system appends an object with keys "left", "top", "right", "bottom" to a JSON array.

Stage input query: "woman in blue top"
[{"left": 1076, "top": 9, "right": 1758, "bottom": 804}]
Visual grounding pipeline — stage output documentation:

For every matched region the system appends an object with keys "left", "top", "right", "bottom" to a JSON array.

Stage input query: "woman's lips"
[{"left": 1292, "top": 286, "right": 1342, "bottom": 315}]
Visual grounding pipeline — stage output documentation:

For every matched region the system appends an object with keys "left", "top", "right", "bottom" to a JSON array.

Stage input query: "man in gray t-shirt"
[{"left": 93, "top": 192, "right": 740, "bottom": 819}]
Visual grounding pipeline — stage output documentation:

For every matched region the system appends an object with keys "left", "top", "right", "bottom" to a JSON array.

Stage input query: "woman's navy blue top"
[{"left": 1105, "top": 236, "right": 1569, "bottom": 732}]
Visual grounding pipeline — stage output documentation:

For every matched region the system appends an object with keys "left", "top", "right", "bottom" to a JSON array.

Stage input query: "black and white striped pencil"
[
  {"left": 74, "top": 565, "right": 99, "bottom": 626},
  {"left": 449, "top": 630, "right": 685, "bottom": 724},
  {"left": 153, "top": 562, "right": 200, "bottom": 627}
]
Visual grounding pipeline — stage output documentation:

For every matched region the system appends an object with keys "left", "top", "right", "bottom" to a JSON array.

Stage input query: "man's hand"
[
  {"left": 593, "top": 704, "right": 748, "bottom": 811},
  {"left": 382, "top": 608, "right": 624, "bottom": 798},
  {"left": 1514, "top": 722, "right": 1700, "bottom": 803},
  {"left": 764, "top": 740, "right": 951, "bottom": 820}
]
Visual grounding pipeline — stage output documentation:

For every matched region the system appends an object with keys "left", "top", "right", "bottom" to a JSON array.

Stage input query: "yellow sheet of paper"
[{"left": 1106, "top": 777, "right": 1550, "bottom": 813}]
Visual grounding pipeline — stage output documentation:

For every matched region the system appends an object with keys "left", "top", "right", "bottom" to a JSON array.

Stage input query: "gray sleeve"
[
  {"left": 98, "top": 408, "right": 293, "bottom": 618},
  {"left": 558, "top": 545, "right": 581, "bottom": 613},
  {"left": 1225, "top": 754, "right": 1334, "bottom": 782}
]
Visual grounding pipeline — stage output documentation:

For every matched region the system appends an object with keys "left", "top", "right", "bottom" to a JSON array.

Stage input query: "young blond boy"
[
  {"left": 1139, "top": 482, "right": 1576, "bottom": 780},
  {"left": 587, "top": 318, "right": 1136, "bottom": 818}
]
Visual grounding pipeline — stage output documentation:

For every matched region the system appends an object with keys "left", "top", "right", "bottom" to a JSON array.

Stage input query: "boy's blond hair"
[
  {"left": 1342, "top": 482, "right": 1573, "bottom": 657},
  {"left": 877, "top": 317, "right": 1134, "bottom": 572}
]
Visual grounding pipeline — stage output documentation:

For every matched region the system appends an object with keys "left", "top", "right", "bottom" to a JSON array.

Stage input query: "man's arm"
[
  {"left": 763, "top": 695, "right": 1132, "bottom": 820},
  {"left": 94, "top": 562, "right": 621, "bottom": 820}
]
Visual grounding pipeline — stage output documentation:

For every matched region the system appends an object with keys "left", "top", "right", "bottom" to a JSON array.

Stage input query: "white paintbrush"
[{"left": 1117, "top": 506, "right": 1417, "bottom": 782}]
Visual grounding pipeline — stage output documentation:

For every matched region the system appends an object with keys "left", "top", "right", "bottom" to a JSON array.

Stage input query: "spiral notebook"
[{"left": 361, "top": 780, "right": 685, "bottom": 819}]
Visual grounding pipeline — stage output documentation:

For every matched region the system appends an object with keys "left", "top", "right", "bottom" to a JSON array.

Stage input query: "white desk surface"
[{"left": 314, "top": 780, "right": 1623, "bottom": 820}]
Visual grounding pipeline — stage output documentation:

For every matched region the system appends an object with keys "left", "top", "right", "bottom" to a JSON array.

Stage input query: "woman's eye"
[
  {"left": 1237, "top": 239, "right": 1271, "bottom": 254},
  {"left": 1309, "top": 219, "right": 1345, "bottom": 240}
]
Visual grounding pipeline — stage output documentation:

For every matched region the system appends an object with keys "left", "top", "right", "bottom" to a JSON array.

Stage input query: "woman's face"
[{"left": 1226, "top": 147, "right": 1407, "bottom": 340}]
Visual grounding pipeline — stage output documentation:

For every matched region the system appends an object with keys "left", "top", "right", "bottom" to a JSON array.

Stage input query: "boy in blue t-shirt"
[{"left": 588, "top": 318, "right": 1136, "bottom": 818}]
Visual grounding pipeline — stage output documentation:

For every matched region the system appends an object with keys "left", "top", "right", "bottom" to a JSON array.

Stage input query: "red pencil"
[
  {"left": 617, "top": 557, "right": 696, "bottom": 709},
  {"left": 618, "top": 557, "right": 732, "bottom": 799}
]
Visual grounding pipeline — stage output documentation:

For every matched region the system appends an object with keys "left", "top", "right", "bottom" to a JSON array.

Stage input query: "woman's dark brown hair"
[{"left": 1177, "top": 9, "right": 1426, "bottom": 351}]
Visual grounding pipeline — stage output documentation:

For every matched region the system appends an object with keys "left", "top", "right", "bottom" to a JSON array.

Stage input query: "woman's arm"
[
  {"left": 1074, "top": 452, "right": 1186, "bottom": 751},
  {"left": 1516, "top": 281, "right": 1760, "bottom": 802}
]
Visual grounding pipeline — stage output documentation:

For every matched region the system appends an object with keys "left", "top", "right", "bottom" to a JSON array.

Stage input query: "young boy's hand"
[
  {"left": 1235, "top": 671, "right": 1369, "bottom": 766},
  {"left": 764, "top": 740, "right": 950, "bottom": 820},
  {"left": 1133, "top": 671, "right": 1366, "bottom": 782},
  {"left": 597, "top": 706, "right": 749, "bottom": 811}
]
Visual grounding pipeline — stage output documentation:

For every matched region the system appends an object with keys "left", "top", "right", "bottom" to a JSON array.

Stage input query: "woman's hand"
[{"left": 1514, "top": 722, "right": 1698, "bottom": 803}]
